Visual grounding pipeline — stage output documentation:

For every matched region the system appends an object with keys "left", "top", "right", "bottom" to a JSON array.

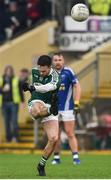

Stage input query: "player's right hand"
[
  {"left": 74, "top": 101, "right": 80, "bottom": 115},
  {"left": 22, "top": 82, "right": 35, "bottom": 93}
]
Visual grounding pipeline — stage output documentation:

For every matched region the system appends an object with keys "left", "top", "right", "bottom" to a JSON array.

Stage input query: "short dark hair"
[
  {"left": 20, "top": 68, "right": 29, "bottom": 73},
  {"left": 53, "top": 52, "right": 63, "bottom": 57},
  {"left": 37, "top": 55, "right": 52, "bottom": 67}
]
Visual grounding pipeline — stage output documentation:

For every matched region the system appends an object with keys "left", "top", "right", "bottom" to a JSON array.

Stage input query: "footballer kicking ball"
[{"left": 71, "top": 3, "right": 89, "bottom": 22}]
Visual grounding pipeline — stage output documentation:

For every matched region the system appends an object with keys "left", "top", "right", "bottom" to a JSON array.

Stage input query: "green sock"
[{"left": 39, "top": 156, "right": 47, "bottom": 166}]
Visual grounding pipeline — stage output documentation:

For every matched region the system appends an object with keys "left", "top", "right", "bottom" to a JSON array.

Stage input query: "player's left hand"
[
  {"left": 74, "top": 101, "right": 80, "bottom": 115},
  {"left": 22, "top": 82, "right": 29, "bottom": 92}
]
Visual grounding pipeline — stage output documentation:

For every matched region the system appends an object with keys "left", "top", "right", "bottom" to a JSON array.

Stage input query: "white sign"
[
  {"left": 59, "top": 33, "right": 111, "bottom": 52},
  {"left": 64, "top": 15, "right": 111, "bottom": 32},
  {"left": 64, "top": 16, "right": 88, "bottom": 31}
]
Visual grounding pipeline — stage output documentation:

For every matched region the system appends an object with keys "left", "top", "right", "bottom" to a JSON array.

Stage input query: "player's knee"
[
  {"left": 30, "top": 107, "right": 40, "bottom": 118},
  {"left": 49, "top": 135, "right": 58, "bottom": 144},
  {"left": 31, "top": 102, "right": 48, "bottom": 118},
  {"left": 66, "top": 130, "right": 74, "bottom": 139}
]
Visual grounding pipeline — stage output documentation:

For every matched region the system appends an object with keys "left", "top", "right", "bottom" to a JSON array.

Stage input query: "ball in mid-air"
[{"left": 71, "top": 3, "right": 89, "bottom": 22}]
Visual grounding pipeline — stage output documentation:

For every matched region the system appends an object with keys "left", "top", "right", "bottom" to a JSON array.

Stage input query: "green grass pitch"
[{"left": 0, "top": 153, "right": 111, "bottom": 179}]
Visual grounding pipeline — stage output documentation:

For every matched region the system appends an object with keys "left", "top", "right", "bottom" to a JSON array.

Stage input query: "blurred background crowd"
[
  {"left": 1, "top": 0, "right": 111, "bottom": 44},
  {"left": 0, "top": 0, "right": 51, "bottom": 44},
  {"left": 0, "top": 65, "right": 30, "bottom": 143}
]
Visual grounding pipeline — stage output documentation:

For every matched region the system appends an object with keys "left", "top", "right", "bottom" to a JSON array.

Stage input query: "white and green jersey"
[{"left": 28, "top": 68, "right": 60, "bottom": 105}]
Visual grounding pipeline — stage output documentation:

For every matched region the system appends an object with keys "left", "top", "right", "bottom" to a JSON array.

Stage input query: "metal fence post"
[
  {"left": 93, "top": 54, "right": 99, "bottom": 97},
  {"left": 49, "top": 0, "right": 56, "bottom": 20},
  {"left": 34, "top": 120, "right": 38, "bottom": 145}
]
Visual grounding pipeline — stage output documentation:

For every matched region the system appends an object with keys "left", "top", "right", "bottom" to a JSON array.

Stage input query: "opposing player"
[
  {"left": 23, "top": 55, "right": 60, "bottom": 176},
  {"left": 52, "top": 53, "right": 81, "bottom": 165}
]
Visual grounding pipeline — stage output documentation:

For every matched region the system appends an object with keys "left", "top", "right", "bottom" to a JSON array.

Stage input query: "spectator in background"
[
  {"left": 26, "top": 0, "right": 41, "bottom": 26},
  {"left": 19, "top": 68, "right": 30, "bottom": 83},
  {"left": 0, "top": 1, "right": 6, "bottom": 43},
  {"left": 88, "top": 0, "right": 111, "bottom": 15},
  {"left": 3, "top": 0, "right": 26, "bottom": 10},
  {"left": 18, "top": 0, "right": 26, "bottom": 7},
  {"left": 0, "top": 65, "right": 25, "bottom": 142},
  {"left": 6, "top": 0, "right": 27, "bottom": 36},
  {"left": 40, "top": 0, "right": 51, "bottom": 19},
  {"left": 3, "top": 0, "right": 9, "bottom": 10},
  {"left": 0, "top": 0, "right": 52, "bottom": 42}
]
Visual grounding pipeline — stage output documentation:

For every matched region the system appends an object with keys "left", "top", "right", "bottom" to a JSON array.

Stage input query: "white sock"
[{"left": 73, "top": 152, "right": 79, "bottom": 159}]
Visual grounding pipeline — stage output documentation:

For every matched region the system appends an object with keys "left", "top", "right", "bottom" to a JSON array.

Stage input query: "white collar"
[{"left": 49, "top": 68, "right": 53, "bottom": 75}]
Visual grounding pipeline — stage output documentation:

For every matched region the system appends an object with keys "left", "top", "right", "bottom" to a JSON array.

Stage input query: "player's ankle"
[
  {"left": 39, "top": 156, "right": 48, "bottom": 167},
  {"left": 54, "top": 152, "right": 60, "bottom": 160},
  {"left": 72, "top": 152, "right": 79, "bottom": 159}
]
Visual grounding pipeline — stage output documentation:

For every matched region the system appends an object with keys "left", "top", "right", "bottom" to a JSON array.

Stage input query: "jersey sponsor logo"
[
  {"left": 59, "top": 83, "right": 65, "bottom": 91},
  {"left": 61, "top": 74, "right": 66, "bottom": 82},
  {"left": 39, "top": 77, "right": 43, "bottom": 81},
  {"left": 34, "top": 74, "right": 38, "bottom": 78},
  {"left": 44, "top": 78, "right": 48, "bottom": 82}
]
